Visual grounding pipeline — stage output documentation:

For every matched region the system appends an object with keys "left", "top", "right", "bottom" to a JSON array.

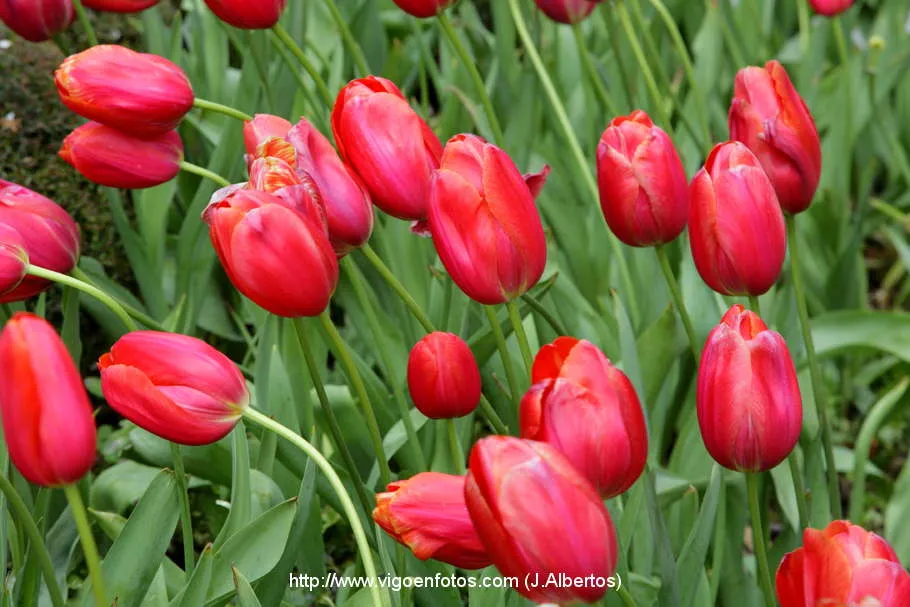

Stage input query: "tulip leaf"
[
  {"left": 170, "top": 544, "right": 215, "bottom": 607},
  {"left": 675, "top": 463, "right": 723, "bottom": 607},
  {"left": 90, "top": 460, "right": 162, "bottom": 513},
  {"left": 232, "top": 567, "right": 262, "bottom": 607},
  {"left": 213, "top": 423, "right": 252, "bottom": 548},
  {"left": 812, "top": 310, "right": 910, "bottom": 362}
]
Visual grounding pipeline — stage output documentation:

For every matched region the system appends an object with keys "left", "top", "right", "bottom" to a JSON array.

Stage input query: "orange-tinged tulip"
[
  {"left": 697, "top": 305, "right": 802, "bottom": 472},
  {"left": 808, "top": 0, "right": 854, "bottom": 16},
  {"left": 243, "top": 114, "right": 293, "bottom": 162},
  {"left": 0, "top": 313, "right": 96, "bottom": 486},
  {"left": 0, "top": 0, "right": 73, "bottom": 42},
  {"left": 407, "top": 332, "right": 481, "bottom": 419},
  {"left": 203, "top": 0, "right": 287, "bottom": 29},
  {"left": 373, "top": 472, "right": 491, "bottom": 569},
  {"left": 82, "top": 0, "right": 159, "bottom": 11},
  {"left": 534, "top": 0, "right": 604, "bottom": 24},
  {"left": 391, "top": 0, "right": 456, "bottom": 18},
  {"left": 99, "top": 331, "right": 249, "bottom": 445}
]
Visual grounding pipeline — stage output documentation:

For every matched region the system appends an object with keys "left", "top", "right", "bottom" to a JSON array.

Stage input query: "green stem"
[
  {"left": 478, "top": 395, "right": 509, "bottom": 435},
  {"left": 521, "top": 292, "right": 568, "bottom": 336},
  {"left": 71, "top": 0, "right": 99, "bottom": 47},
  {"left": 748, "top": 295, "right": 761, "bottom": 317},
  {"left": 745, "top": 473, "right": 775, "bottom": 607},
  {"left": 192, "top": 98, "right": 253, "bottom": 122},
  {"left": 64, "top": 484, "right": 106, "bottom": 607},
  {"left": 27, "top": 265, "right": 136, "bottom": 331},
  {"left": 360, "top": 244, "right": 436, "bottom": 333},
  {"left": 267, "top": 32, "right": 326, "bottom": 131},
  {"left": 833, "top": 16, "right": 851, "bottom": 67},
  {"left": 437, "top": 13, "right": 506, "bottom": 147},
  {"left": 242, "top": 408, "right": 384, "bottom": 607},
  {"left": 571, "top": 23, "right": 620, "bottom": 118},
  {"left": 617, "top": 584, "right": 638, "bottom": 607},
  {"left": 169, "top": 443, "right": 195, "bottom": 576},
  {"left": 179, "top": 161, "right": 232, "bottom": 188},
  {"left": 797, "top": 0, "right": 811, "bottom": 54},
  {"left": 322, "top": 0, "right": 370, "bottom": 75},
  {"left": 447, "top": 420, "right": 466, "bottom": 475},
  {"left": 602, "top": 8, "right": 637, "bottom": 108},
  {"left": 70, "top": 267, "right": 165, "bottom": 330},
  {"left": 787, "top": 453, "right": 808, "bottom": 531},
  {"left": 655, "top": 245, "right": 700, "bottom": 358},
  {"left": 319, "top": 311, "right": 391, "bottom": 486},
  {"left": 484, "top": 305, "right": 520, "bottom": 408},
  {"left": 271, "top": 24, "right": 334, "bottom": 107},
  {"left": 787, "top": 215, "right": 841, "bottom": 518},
  {"left": 506, "top": 300, "right": 533, "bottom": 372},
  {"left": 0, "top": 475, "right": 65, "bottom": 607}
]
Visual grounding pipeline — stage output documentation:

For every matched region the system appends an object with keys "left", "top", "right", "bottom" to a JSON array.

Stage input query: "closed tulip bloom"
[
  {"left": 597, "top": 110, "right": 688, "bottom": 246},
  {"left": 689, "top": 141, "right": 786, "bottom": 296},
  {"left": 697, "top": 305, "right": 802, "bottom": 472},
  {"left": 407, "top": 332, "right": 481, "bottom": 419},
  {"left": 391, "top": 0, "right": 456, "bottom": 18},
  {"left": 203, "top": 0, "right": 286, "bottom": 29},
  {"left": 99, "top": 332, "right": 249, "bottom": 445},
  {"left": 465, "top": 436, "right": 618, "bottom": 604},
  {"left": 521, "top": 337, "right": 647, "bottom": 497},
  {"left": 534, "top": 0, "right": 603, "bottom": 24},
  {"left": 55, "top": 45, "right": 194, "bottom": 138},
  {"left": 777, "top": 521, "right": 910, "bottom": 607},
  {"left": 373, "top": 473, "right": 491, "bottom": 569},
  {"left": 0, "top": 180, "right": 80, "bottom": 303},
  {"left": 203, "top": 189, "right": 338, "bottom": 317},
  {"left": 808, "top": 0, "right": 854, "bottom": 16},
  {"left": 0, "top": 314, "right": 96, "bottom": 486},
  {"left": 81, "top": 0, "right": 159, "bottom": 12},
  {"left": 59, "top": 122, "right": 183, "bottom": 189},
  {"left": 332, "top": 76, "right": 442, "bottom": 222},
  {"left": 428, "top": 134, "right": 547, "bottom": 305},
  {"left": 730, "top": 61, "right": 822, "bottom": 214},
  {"left": 0, "top": 0, "right": 73, "bottom": 42}
]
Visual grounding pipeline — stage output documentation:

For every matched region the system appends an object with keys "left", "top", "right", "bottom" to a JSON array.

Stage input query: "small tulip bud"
[{"left": 407, "top": 332, "right": 481, "bottom": 419}]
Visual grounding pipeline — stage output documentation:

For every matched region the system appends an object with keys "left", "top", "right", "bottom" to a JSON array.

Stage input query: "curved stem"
[
  {"left": 242, "top": 407, "right": 384, "bottom": 607},
  {"left": 70, "top": 267, "right": 165, "bottom": 330},
  {"left": 271, "top": 24, "right": 334, "bottom": 107},
  {"left": 319, "top": 311, "right": 391, "bottom": 486},
  {"left": 478, "top": 395, "right": 509, "bottom": 435},
  {"left": 169, "top": 443, "right": 195, "bottom": 576},
  {"left": 484, "top": 306, "right": 520, "bottom": 409},
  {"left": 506, "top": 300, "right": 533, "bottom": 372},
  {"left": 521, "top": 292, "right": 568, "bottom": 336},
  {"left": 322, "top": 0, "right": 370, "bottom": 75},
  {"left": 571, "top": 23, "right": 620, "bottom": 118},
  {"left": 745, "top": 473, "right": 775, "bottom": 607},
  {"left": 192, "top": 98, "right": 252, "bottom": 122},
  {"left": 447, "top": 420, "right": 466, "bottom": 475},
  {"left": 617, "top": 584, "right": 638, "bottom": 607},
  {"left": 0, "top": 475, "right": 65, "bottom": 607},
  {"left": 71, "top": 0, "right": 98, "bottom": 47},
  {"left": 64, "top": 484, "right": 106, "bottom": 607},
  {"left": 27, "top": 265, "right": 136, "bottom": 331},
  {"left": 179, "top": 161, "right": 232, "bottom": 188},
  {"left": 787, "top": 215, "right": 841, "bottom": 517},
  {"left": 655, "top": 245, "right": 699, "bottom": 359},
  {"left": 787, "top": 454, "right": 808, "bottom": 531},
  {"left": 360, "top": 244, "right": 436, "bottom": 333},
  {"left": 437, "top": 13, "right": 506, "bottom": 147}
]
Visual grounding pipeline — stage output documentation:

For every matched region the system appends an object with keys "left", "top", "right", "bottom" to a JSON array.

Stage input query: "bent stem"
[
  {"left": 71, "top": 0, "right": 99, "bottom": 47},
  {"left": 70, "top": 267, "right": 165, "bottom": 330},
  {"left": 506, "top": 300, "right": 533, "bottom": 372},
  {"left": 27, "top": 265, "right": 137, "bottom": 332},
  {"left": 655, "top": 245, "right": 699, "bottom": 359},
  {"left": 242, "top": 407, "right": 383, "bottom": 607},
  {"left": 63, "top": 484, "right": 106, "bottom": 607},
  {"left": 271, "top": 24, "right": 334, "bottom": 107},
  {"left": 0, "top": 475, "right": 65, "bottom": 607},
  {"left": 484, "top": 306, "right": 520, "bottom": 409},
  {"left": 179, "top": 161, "right": 232, "bottom": 188},
  {"left": 745, "top": 473, "right": 775, "bottom": 607},
  {"left": 169, "top": 443, "right": 195, "bottom": 576},
  {"left": 617, "top": 584, "right": 638, "bottom": 607},
  {"left": 192, "top": 98, "right": 252, "bottom": 122},
  {"left": 447, "top": 420, "right": 466, "bottom": 475},
  {"left": 360, "top": 244, "right": 436, "bottom": 333}
]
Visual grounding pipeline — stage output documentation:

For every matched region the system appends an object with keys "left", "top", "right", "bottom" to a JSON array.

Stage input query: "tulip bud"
[
  {"left": 729, "top": 61, "right": 822, "bottom": 214},
  {"left": 533, "top": 0, "right": 604, "bottom": 24},
  {"left": 59, "top": 122, "right": 183, "bottom": 190},
  {"left": 777, "top": 521, "right": 910, "bottom": 607},
  {"left": 407, "top": 332, "right": 481, "bottom": 419},
  {"left": 373, "top": 473, "right": 492, "bottom": 569},
  {"left": 99, "top": 331, "right": 249, "bottom": 445},
  {"left": 81, "top": 0, "right": 159, "bottom": 12},
  {"left": 332, "top": 76, "right": 442, "bottom": 222},
  {"left": 0, "top": 0, "right": 73, "bottom": 43},
  {"left": 203, "top": 0, "right": 287, "bottom": 29},
  {"left": 808, "top": 0, "right": 854, "bottom": 16},
  {"left": 391, "top": 0, "right": 456, "bottom": 18},
  {"left": 0, "top": 226, "right": 28, "bottom": 300},
  {"left": 428, "top": 134, "right": 547, "bottom": 305},
  {"left": 689, "top": 141, "right": 786, "bottom": 296},
  {"left": 697, "top": 305, "right": 801, "bottom": 472},
  {"left": 0, "top": 313, "right": 96, "bottom": 486},
  {"left": 55, "top": 45, "right": 194, "bottom": 139},
  {"left": 597, "top": 110, "right": 688, "bottom": 246},
  {"left": 0, "top": 180, "right": 80, "bottom": 303},
  {"left": 521, "top": 337, "right": 647, "bottom": 497},
  {"left": 203, "top": 189, "right": 338, "bottom": 317},
  {"left": 465, "top": 436, "right": 618, "bottom": 604}
]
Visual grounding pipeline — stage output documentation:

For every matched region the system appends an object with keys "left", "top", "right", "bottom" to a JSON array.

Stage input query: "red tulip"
[
  {"left": 0, "top": 180, "right": 80, "bottom": 303},
  {"left": 808, "top": 0, "right": 854, "bottom": 16},
  {"left": 465, "top": 436, "right": 618, "bottom": 604},
  {"left": 373, "top": 472, "right": 491, "bottom": 569},
  {"left": 99, "top": 331, "right": 249, "bottom": 446},
  {"left": 689, "top": 141, "right": 786, "bottom": 296},
  {"left": 203, "top": 0, "right": 287, "bottom": 29},
  {"left": 81, "top": 0, "right": 159, "bottom": 12},
  {"left": 0, "top": 314, "right": 96, "bottom": 486},
  {"left": 697, "top": 305, "right": 802, "bottom": 472},
  {"left": 55, "top": 45, "right": 194, "bottom": 139},
  {"left": 777, "top": 521, "right": 910, "bottom": 607},
  {"left": 243, "top": 114, "right": 293, "bottom": 161},
  {"left": 0, "top": 0, "right": 73, "bottom": 42},
  {"left": 390, "top": 0, "right": 456, "bottom": 18},
  {"left": 729, "top": 61, "right": 822, "bottom": 214},
  {"left": 332, "top": 76, "right": 442, "bottom": 222},
  {"left": 59, "top": 122, "right": 183, "bottom": 189},
  {"left": 428, "top": 134, "right": 547, "bottom": 305},
  {"left": 597, "top": 110, "right": 688, "bottom": 246},
  {"left": 407, "top": 332, "right": 481, "bottom": 419},
  {"left": 533, "top": 0, "right": 604, "bottom": 24},
  {"left": 202, "top": 189, "right": 338, "bottom": 317},
  {"left": 0, "top": 226, "right": 27, "bottom": 298},
  {"left": 521, "top": 337, "right": 647, "bottom": 497}
]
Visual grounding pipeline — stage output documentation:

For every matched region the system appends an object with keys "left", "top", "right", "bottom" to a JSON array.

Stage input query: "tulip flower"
[
  {"left": 59, "top": 122, "right": 183, "bottom": 190},
  {"left": 808, "top": 0, "right": 854, "bottom": 16},
  {"left": 0, "top": 314, "right": 96, "bottom": 486},
  {"left": 203, "top": 0, "right": 287, "bottom": 29},
  {"left": 729, "top": 61, "right": 822, "bottom": 214},
  {"left": 243, "top": 114, "right": 293, "bottom": 161},
  {"left": 0, "top": 227, "right": 27, "bottom": 299},
  {"left": 428, "top": 134, "right": 547, "bottom": 305},
  {"left": 777, "top": 521, "right": 910, "bottom": 606},
  {"left": 55, "top": 45, "right": 194, "bottom": 139},
  {"left": 0, "top": 0, "right": 73, "bottom": 42},
  {"left": 81, "top": 0, "right": 159, "bottom": 11},
  {"left": 407, "top": 332, "right": 481, "bottom": 419},
  {"left": 465, "top": 436, "right": 618, "bottom": 604},
  {"left": 202, "top": 189, "right": 338, "bottom": 317},
  {"left": 248, "top": 156, "right": 301, "bottom": 194},
  {"left": 373, "top": 472, "right": 491, "bottom": 569},
  {"left": 99, "top": 331, "right": 250, "bottom": 445},
  {"left": 697, "top": 305, "right": 802, "bottom": 472},
  {"left": 521, "top": 337, "right": 647, "bottom": 497},
  {"left": 534, "top": 0, "right": 603, "bottom": 24},
  {"left": 0, "top": 180, "right": 80, "bottom": 303},
  {"left": 689, "top": 141, "right": 786, "bottom": 296},
  {"left": 597, "top": 110, "right": 688, "bottom": 246},
  {"left": 391, "top": 0, "right": 456, "bottom": 18},
  {"left": 332, "top": 76, "right": 443, "bottom": 223}
]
